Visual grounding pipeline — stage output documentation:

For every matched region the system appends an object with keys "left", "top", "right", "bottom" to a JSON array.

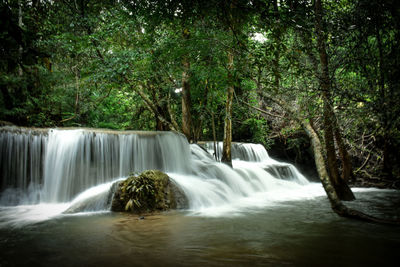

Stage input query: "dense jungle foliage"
[{"left": 1, "top": 0, "right": 399, "bottom": 184}]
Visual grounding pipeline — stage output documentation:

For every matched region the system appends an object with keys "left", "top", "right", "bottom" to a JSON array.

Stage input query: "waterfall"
[
  {"left": 0, "top": 128, "right": 47, "bottom": 204},
  {"left": 167, "top": 144, "right": 309, "bottom": 214},
  {"left": 0, "top": 127, "right": 312, "bottom": 217},
  {"left": 202, "top": 141, "right": 309, "bottom": 184},
  {"left": 0, "top": 127, "right": 190, "bottom": 204},
  {"left": 203, "top": 142, "right": 270, "bottom": 162}
]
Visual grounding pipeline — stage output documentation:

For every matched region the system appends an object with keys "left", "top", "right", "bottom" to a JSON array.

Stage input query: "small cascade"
[
  {"left": 203, "top": 142, "right": 269, "bottom": 161},
  {"left": 202, "top": 141, "right": 309, "bottom": 185},
  {"left": 168, "top": 144, "right": 310, "bottom": 213}
]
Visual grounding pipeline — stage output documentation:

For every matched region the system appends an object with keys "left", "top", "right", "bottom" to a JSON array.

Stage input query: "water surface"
[{"left": 1, "top": 188, "right": 399, "bottom": 267}]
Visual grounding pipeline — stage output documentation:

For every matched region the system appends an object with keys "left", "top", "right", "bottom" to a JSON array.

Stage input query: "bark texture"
[
  {"left": 222, "top": 50, "right": 234, "bottom": 166},
  {"left": 181, "top": 29, "right": 192, "bottom": 141},
  {"left": 333, "top": 117, "right": 353, "bottom": 182}
]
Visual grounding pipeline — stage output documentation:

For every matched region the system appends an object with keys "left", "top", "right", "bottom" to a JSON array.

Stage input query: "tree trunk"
[
  {"left": 129, "top": 82, "right": 177, "bottom": 131},
  {"left": 272, "top": 0, "right": 281, "bottom": 94},
  {"left": 303, "top": 120, "right": 399, "bottom": 224},
  {"left": 18, "top": 0, "right": 23, "bottom": 76},
  {"left": 314, "top": 0, "right": 354, "bottom": 201},
  {"left": 181, "top": 29, "right": 192, "bottom": 141},
  {"left": 258, "top": 92, "right": 399, "bottom": 224},
  {"left": 303, "top": 122, "right": 343, "bottom": 209},
  {"left": 323, "top": 92, "right": 354, "bottom": 200},
  {"left": 222, "top": 50, "right": 234, "bottom": 167},
  {"left": 333, "top": 117, "right": 353, "bottom": 182},
  {"left": 167, "top": 93, "right": 180, "bottom": 131},
  {"left": 211, "top": 111, "right": 219, "bottom": 161},
  {"left": 193, "top": 80, "right": 209, "bottom": 142}
]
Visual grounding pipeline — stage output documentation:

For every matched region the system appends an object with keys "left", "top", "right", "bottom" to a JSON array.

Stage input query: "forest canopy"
[{"left": 1, "top": 0, "right": 399, "bottom": 183}]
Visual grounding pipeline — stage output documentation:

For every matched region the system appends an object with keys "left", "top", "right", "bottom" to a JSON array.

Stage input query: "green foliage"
[
  {"left": 239, "top": 117, "right": 273, "bottom": 148},
  {"left": 114, "top": 170, "right": 178, "bottom": 213},
  {"left": 1, "top": 0, "right": 399, "bottom": 178},
  {"left": 122, "top": 174, "right": 156, "bottom": 212}
]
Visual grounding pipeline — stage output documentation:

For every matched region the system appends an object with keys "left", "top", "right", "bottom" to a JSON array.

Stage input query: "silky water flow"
[
  {"left": 1, "top": 127, "right": 399, "bottom": 267},
  {"left": 0, "top": 126, "right": 323, "bottom": 221}
]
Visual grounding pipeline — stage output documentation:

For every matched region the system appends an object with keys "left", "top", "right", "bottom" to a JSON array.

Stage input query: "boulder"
[{"left": 111, "top": 170, "right": 187, "bottom": 213}]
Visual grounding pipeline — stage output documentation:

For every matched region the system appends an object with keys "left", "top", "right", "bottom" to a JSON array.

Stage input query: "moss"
[{"left": 111, "top": 170, "right": 187, "bottom": 213}]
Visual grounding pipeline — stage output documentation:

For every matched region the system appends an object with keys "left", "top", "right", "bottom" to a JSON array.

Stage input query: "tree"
[
  {"left": 218, "top": 0, "right": 252, "bottom": 166},
  {"left": 314, "top": 0, "right": 355, "bottom": 200}
]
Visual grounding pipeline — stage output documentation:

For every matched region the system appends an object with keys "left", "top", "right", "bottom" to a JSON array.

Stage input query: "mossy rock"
[{"left": 111, "top": 170, "right": 187, "bottom": 213}]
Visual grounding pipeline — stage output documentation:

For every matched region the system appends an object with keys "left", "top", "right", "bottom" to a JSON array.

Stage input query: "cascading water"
[
  {"left": 167, "top": 143, "right": 312, "bottom": 215},
  {"left": 0, "top": 126, "right": 321, "bottom": 223},
  {"left": 41, "top": 129, "right": 191, "bottom": 203},
  {"left": 203, "top": 141, "right": 309, "bottom": 184},
  {"left": 0, "top": 127, "right": 191, "bottom": 205},
  {"left": 0, "top": 128, "right": 47, "bottom": 204},
  {"left": 203, "top": 141, "right": 270, "bottom": 161}
]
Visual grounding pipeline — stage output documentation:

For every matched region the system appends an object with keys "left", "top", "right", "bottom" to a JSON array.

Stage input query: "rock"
[{"left": 111, "top": 170, "right": 188, "bottom": 213}]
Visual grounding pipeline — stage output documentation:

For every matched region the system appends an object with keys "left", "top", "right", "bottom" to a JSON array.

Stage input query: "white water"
[
  {"left": 167, "top": 144, "right": 314, "bottom": 216},
  {"left": 0, "top": 127, "right": 325, "bottom": 225},
  {"left": 0, "top": 128, "right": 191, "bottom": 204},
  {"left": 203, "top": 141, "right": 309, "bottom": 184},
  {"left": 204, "top": 142, "right": 270, "bottom": 161}
]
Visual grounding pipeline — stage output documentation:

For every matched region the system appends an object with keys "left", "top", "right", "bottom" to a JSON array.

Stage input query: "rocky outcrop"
[{"left": 111, "top": 170, "right": 188, "bottom": 213}]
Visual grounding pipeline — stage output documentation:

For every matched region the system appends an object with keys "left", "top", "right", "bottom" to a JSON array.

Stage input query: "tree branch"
[{"left": 240, "top": 99, "right": 285, "bottom": 119}]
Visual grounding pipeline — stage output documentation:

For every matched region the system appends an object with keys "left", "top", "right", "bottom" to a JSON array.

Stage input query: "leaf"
[
  {"left": 125, "top": 199, "right": 133, "bottom": 211},
  {"left": 133, "top": 199, "right": 141, "bottom": 207}
]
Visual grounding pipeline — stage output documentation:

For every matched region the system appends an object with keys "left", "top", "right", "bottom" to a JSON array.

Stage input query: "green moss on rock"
[{"left": 111, "top": 170, "right": 187, "bottom": 213}]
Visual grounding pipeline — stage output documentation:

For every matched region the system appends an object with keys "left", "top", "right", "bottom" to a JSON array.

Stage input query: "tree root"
[{"left": 334, "top": 204, "right": 400, "bottom": 225}]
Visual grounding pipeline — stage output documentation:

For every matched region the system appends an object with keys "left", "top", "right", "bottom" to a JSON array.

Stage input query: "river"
[
  {"left": 0, "top": 127, "right": 399, "bottom": 266},
  {"left": 1, "top": 187, "right": 399, "bottom": 267}
]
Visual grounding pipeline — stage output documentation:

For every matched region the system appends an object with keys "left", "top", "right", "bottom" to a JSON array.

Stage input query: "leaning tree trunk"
[
  {"left": 303, "top": 120, "right": 400, "bottom": 224},
  {"left": 222, "top": 50, "right": 234, "bottom": 167},
  {"left": 258, "top": 93, "right": 400, "bottom": 224},
  {"left": 322, "top": 93, "right": 354, "bottom": 200},
  {"left": 314, "top": 0, "right": 355, "bottom": 201},
  {"left": 303, "top": 122, "right": 344, "bottom": 211},
  {"left": 128, "top": 82, "right": 177, "bottom": 132}
]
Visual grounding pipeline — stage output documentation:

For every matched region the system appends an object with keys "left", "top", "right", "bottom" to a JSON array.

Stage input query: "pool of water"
[{"left": 1, "top": 188, "right": 399, "bottom": 267}]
